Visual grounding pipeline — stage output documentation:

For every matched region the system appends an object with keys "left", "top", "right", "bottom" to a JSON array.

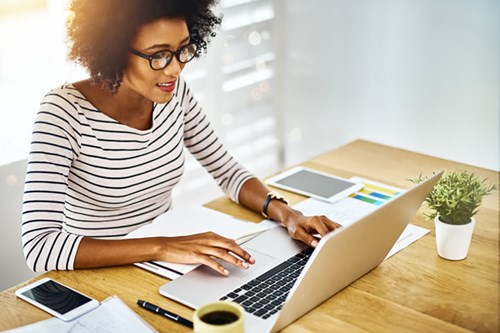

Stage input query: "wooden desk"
[{"left": 1, "top": 140, "right": 498, "bottom": 332}]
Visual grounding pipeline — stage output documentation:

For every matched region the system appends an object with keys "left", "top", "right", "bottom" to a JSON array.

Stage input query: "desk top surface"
[{"left": 1, "top": 140, "right": 498, "bottom": 333}]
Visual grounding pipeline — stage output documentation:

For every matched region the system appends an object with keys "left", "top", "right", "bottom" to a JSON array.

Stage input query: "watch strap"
[{"left": 261, "top": 192, "right": 288, "bottom": 219}]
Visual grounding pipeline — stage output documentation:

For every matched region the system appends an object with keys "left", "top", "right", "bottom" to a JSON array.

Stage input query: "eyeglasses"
[{"left": 128, "top": 43, "right": 198, "bottom": 70}]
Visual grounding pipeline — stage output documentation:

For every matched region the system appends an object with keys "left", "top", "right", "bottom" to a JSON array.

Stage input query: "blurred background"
[{"left": 0, "top": 0, "right": 498, "bottom": 291}]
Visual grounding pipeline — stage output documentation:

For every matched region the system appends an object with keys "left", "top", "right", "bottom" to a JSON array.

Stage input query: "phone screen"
[
  {"left": 20, "top": 280, "right": 93, "bottom": 315},
  {"left": 274, "top": 169, "right": 356, "bottom": 198}
]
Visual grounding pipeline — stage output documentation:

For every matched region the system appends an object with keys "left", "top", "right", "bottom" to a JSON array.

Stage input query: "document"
[
  {"left": 6, "top": 296, "right": 156, "bottom": 333},
  {"left": 293, "top": 176, "right": 429, "bottom": 260},
  {"left": 122, "top": 205, "right": 270, "bottom": 280}
]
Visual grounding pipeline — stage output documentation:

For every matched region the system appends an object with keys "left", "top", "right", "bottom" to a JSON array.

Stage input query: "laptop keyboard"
[{"left": 219, "top": 247, "right": 314, "bottom": 319}]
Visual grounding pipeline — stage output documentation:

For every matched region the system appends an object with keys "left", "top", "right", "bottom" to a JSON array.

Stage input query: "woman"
[{"left": 21, "top": 0, "right": 340, "bottom": 275}]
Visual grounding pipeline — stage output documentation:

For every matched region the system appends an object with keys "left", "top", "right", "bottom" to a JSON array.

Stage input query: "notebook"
[{"left": 160, "top": 171, "right": 442, "bottom": 333}]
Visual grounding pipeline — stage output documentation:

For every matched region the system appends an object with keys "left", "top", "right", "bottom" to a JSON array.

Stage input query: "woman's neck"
[{"left": 73, "top": 79, "right": 154, "bottom": 131}]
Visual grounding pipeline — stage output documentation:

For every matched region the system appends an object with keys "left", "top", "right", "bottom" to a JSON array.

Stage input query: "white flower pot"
[{"left": 434, "top": 216, "right": 475, "bottom": 260}]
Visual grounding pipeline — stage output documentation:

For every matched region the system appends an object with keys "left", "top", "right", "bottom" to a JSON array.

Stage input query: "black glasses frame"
[{"left": 128, "top": 43, "right": 198, "bottom": 70}]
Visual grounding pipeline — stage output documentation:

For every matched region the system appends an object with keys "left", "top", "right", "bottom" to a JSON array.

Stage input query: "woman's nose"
[{"left": 163, "top": 56, "right": 183, "bottom": 76}]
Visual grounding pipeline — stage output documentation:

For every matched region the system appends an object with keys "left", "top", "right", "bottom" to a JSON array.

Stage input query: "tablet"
[{"left": 265, "top": 166, "right": 363, "bottom": 203}]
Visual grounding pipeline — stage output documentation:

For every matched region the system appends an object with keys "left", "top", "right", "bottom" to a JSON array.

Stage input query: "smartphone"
[
  {"left": 265, "top": 166, "right": 364, "bottom": 203},
  {"left": 15, "top": 278, "right": 99, "bottom": 321}
]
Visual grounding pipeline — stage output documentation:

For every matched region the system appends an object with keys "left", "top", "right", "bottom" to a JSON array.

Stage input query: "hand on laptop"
[
  {"left": 155, "top": 232, "right": 255, "bottom": 276},
  {"left": 282, "top": 212, "right": 342, "bottom": 248}
]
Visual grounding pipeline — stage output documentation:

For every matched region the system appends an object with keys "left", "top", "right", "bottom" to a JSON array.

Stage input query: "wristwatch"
[{"left": 261, "top": 191, "right": 288, "bottom": 219}]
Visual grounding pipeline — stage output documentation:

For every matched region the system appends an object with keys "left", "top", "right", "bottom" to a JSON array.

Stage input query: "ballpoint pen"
[{"left": 137, "top": 299, "right": 193, "bottom": 328}]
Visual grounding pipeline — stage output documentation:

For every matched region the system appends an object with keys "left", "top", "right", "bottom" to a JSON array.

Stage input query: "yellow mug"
[{"left": 193, "top": 301, "right": 245, "bottom": 333}]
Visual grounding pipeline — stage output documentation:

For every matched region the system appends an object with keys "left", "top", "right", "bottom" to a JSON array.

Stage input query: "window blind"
[{"left": 175, "top": 0, "right": 281, "bottom": 206}]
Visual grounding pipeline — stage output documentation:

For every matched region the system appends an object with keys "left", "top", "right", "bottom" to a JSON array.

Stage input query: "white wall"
[
  {"left": 276, "top": 0, "right": 499, "bottom": 171},
  {"left": 0, "top": 1, "right": 85, "bottom": 166}
]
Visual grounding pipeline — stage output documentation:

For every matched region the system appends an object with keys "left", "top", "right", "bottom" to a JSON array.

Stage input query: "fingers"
[
  {"left": 287, "top": 215, "right": 342, "bottom": 248},
  {"left": 203, "top": 232, "right": 255, "bottom": 265},
  {"left": 293, "top": 228, "right": 319, "bottom": 248},
  {"left": 197, "top": 254, "right": 231, "bottom": 276},
  {"left": 203, "top": 244, "right": 251, "bottom": 270},
  {"left": 315, "top": 215, "right": 342, "bottom": 235},
  {"left": 163, "top": 232, "right": 255, "bottom": 276},
  {"left": 312, "top": 216, "right": 331, "bottom": 237}
]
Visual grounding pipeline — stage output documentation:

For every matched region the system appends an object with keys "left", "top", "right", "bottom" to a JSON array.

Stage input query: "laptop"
[{"left": 160, "top": 171, "right": 442, "bottom": 332}]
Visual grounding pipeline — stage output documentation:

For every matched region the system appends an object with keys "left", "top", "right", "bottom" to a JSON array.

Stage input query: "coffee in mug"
[{"left": 194, "top": 301, "right": 244, "bottom": 333}]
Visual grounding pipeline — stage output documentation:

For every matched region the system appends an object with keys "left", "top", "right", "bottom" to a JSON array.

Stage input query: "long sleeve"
[{"left": 22, "top": 90, "right": 83, "bottom": 272}]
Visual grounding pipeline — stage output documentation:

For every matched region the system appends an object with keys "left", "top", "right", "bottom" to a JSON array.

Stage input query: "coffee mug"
[{"left": 193, "top": 301, "right": 244, "bottom": 333}]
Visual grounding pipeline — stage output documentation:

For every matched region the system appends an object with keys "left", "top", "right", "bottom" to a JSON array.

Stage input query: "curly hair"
[{"left": 66, "top": 0, "right": 221, "bottom": 93}]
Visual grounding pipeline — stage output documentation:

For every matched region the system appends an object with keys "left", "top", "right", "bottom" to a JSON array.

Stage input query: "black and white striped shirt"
[{"left": 21, "top": 78, "right": 254, "bottom": 272}]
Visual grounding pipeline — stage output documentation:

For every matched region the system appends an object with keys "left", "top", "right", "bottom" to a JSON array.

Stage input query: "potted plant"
[{"left": 410, "top": 170, "right": 496, "bottom": 260}]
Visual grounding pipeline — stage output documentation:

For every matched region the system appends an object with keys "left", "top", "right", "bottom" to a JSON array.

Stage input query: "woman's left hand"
[{"left": 282, "top": 210, "right": 342, "bottom": 247}]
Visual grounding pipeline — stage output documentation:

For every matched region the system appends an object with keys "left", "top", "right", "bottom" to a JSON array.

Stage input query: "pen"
[{"left": 137, "top": 299, "right": 193, "bottom": 328}]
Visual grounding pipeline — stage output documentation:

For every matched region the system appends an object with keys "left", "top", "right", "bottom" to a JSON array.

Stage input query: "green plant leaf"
[{"left": 409, "top": 170, "right": 496, "bottom": 225}]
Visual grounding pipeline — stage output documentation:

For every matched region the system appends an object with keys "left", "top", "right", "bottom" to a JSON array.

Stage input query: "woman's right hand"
[{"left": 154, "top": 232, "right": 255, "bottom": 275}]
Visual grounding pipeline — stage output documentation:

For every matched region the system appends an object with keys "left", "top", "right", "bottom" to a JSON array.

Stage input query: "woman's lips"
[{"left": 157, "top": 80, "right": 176, "bottom": 93}]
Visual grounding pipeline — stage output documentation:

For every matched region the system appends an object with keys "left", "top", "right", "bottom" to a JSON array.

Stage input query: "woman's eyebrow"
[{"left": 145, "top": 36, "right": 191, "bottom": 51}]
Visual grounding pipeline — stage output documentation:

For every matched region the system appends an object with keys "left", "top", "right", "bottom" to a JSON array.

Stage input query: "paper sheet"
[{"left": 6, "top": 296, "right": 156, "bottom": 333}]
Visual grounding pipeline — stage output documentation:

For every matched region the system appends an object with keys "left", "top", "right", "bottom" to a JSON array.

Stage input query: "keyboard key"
[
  {"left": 252, "top": 303, "right": 264, "bottom": 310},
  {"left": 263, "top": 288, "right": 277, "bottom": 295},
  {"left": 271, "top": 299, "right": 282, "bottom": 306},
  {"left": 246, "top": 307, "right": 257, "bottom": 314},
  {"left": 243, "top": 300, "right": 254, "bottom": 307},
  {"left": 252, "top": 286, "right": 264, "bottom": 293},
  {"left": 254, "top": 309, "right": 268, "bottom": 317},
  {"left": 256, "top": 261, "right": 293, "bottom": 282},
  {"left": 275, "top": 290, "right": 286, "bottom": 296},
  {"left": 256, "top": 300, "right": 269, "bottom": 307},
  {"left": 264, "top": 304, "right": 276, "bottom": 311},
  {"left": 271, "top": 276, "right": 282, "bottom": 282},
  {"left": 234, "top": 295, "right": 248, "bottom": 303}
]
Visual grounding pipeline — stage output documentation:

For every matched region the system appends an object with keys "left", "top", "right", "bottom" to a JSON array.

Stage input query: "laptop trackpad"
[
  {"left": 223, "top": 248, "right": 276, "bottom": 278},
  {"left": 160, "top": 248, "right": 278, "bottom": 308}
]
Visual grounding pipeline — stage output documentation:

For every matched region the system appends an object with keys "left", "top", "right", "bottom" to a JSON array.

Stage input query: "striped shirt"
[{"left": 21, "top": 78, "right": 255, "bottom": 272}]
